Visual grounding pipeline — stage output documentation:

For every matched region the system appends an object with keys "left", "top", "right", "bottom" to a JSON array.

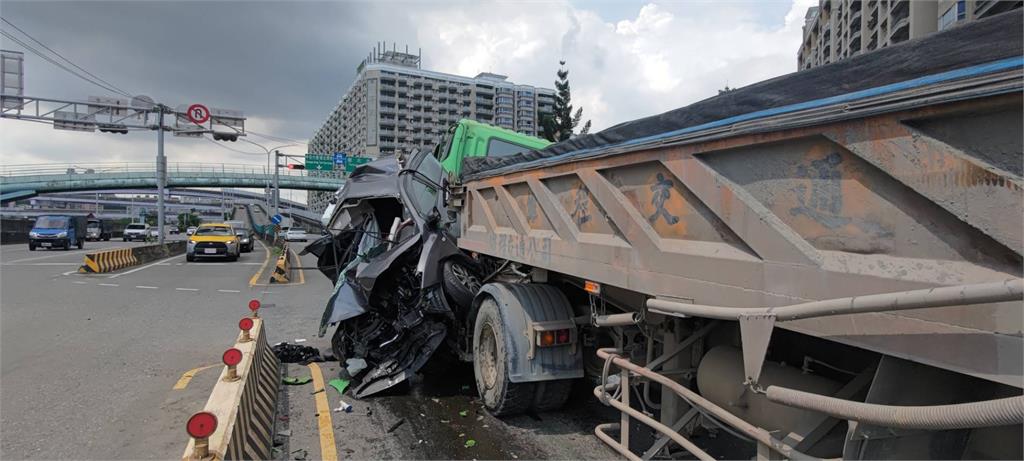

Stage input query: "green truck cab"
[{"left": 434, "top": 119, "right": 551, "bottom": 179}]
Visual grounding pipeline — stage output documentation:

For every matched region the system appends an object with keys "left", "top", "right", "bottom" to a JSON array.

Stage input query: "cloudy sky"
[{"left": 1, "top": 0, "right": 815, "bottom": 176}]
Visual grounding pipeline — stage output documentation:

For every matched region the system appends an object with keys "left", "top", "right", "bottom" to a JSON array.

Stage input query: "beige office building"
[{"left": 798, "top": 0, "right": 1021, "bottom": 70}]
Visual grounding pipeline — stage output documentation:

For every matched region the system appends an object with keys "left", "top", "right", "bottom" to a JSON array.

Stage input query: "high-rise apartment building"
[
  {"left": 307, "top": 46, "right": 555, "bottom": 212},
  {"left": 798, "top": 0, "right": 1021, "bottom": 70}
]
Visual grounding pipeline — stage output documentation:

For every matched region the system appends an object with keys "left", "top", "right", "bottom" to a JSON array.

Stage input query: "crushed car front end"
[{"left": 303, "top": 150, "right": 465, "bottom": 397}]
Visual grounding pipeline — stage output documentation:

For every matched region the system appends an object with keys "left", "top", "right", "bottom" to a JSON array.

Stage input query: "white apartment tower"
[{"left": 308, "top": 45, "right": 555, "bottom": 211}]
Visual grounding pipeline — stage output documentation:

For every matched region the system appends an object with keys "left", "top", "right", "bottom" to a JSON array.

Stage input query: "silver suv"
[{"left": 123, "top": 223, "right": 150, "bottom": 242}]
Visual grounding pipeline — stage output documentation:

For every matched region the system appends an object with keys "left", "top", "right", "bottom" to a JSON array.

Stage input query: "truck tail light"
[{"left": 537, "top": 328, "right": 573, "bottom": 347}]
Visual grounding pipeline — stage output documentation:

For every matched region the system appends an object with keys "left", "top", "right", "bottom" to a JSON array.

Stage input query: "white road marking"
[
  {"left": 175, "top": 288, "right": 199, "bottom": 291},
  {"left": 135, "top": 285, "right": 159, "bottom": 290},
  {"left": 217, "top": 289, "right": 241, "bottom": 293},
  {"left": 2, "top": 262, "right": 79, "bottom": 266},
  {"left": 97, "top": 283, "right": 119, "bottom": 287},
  {"left": 107, "top": 254, "right": 185, "bottom": 279},
  {"left": 5, "top": 250, "right": 92, "bottom": 264},
  {"left": 261, "top": 291, "right": 276, "bottom": 294},
  {"left": 72, "top": 281, "right": 88, "bottom": 285}
]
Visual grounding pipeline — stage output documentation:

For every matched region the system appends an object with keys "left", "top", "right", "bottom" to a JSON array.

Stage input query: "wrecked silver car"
[{"left": 303, "top": 149, "right": 482, "bottom": 397}]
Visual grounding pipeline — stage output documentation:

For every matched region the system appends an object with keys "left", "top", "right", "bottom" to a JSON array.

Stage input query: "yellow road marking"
[
  {"left": 172, "top": 364, "right": 219, "bottom": 390},
  {"left": 250, "top": 244, "right": 306, "bottom": 287},
  {"left": 308, "top": 363, "right": 339, "bottom": 461},
  {"left": 291, "top": 248, "right": 306, "bottom": 285},
  {"left": 248, "top": 239, "right": 272, "bottom": 287}
]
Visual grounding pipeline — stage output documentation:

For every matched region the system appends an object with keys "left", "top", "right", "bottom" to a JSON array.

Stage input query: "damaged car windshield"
[{"left": 404, "top": 154, "right": 444, "bottom": 217}]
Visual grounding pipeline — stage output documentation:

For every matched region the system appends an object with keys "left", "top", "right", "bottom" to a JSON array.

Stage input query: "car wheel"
[
  {"left": 186, "top": 253, "right": 195, "bottom": 262},
  {"left": 123, "top": 237, "right": 128, "bottom": 242},
  {"left": 473, "top": 298, "right": 535, "bottom": 416},
  {"left": 443, "top": 259, "right": 482, "bottom": 309},
  {"left": 28, "top": 243, "right": 35, "bottom": 251}
]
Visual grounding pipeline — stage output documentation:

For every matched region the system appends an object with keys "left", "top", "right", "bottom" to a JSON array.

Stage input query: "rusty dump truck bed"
[{"left": 456, "top": 17, "right": 1023, "bottom": 388}]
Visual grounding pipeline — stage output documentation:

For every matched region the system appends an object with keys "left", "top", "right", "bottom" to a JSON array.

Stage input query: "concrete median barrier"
[
  {"left": 183, "top": 308, "right": 280, "bottom": 460},
  {"left": 78, "top": 241, "right": 186, "bottom": 273},
  {"left": 268, "top": 243, "right": 291, "bottom": 284}
]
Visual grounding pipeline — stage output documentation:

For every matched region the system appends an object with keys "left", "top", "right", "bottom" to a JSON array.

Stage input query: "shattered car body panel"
[{"left": 305, "top": 150, "right": 467, "bottom": 397}]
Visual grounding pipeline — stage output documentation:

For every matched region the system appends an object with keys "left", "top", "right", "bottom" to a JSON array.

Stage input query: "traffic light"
[
  {"left": 286, "top": 164, "right": 305, "bottom": 170},
  {"left": 212, "top": 132, "right": 238, "bottom": 142}
]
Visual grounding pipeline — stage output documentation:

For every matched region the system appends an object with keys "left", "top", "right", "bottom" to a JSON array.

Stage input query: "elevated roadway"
[{"left": 0, "top": 162, "right": 345, "bottom": 201}]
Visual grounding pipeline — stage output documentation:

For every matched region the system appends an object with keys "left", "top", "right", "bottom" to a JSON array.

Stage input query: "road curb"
[
  {"left": 78, "top": 241, "right": 185, "bottom": 273},
  {"left": 182, "top": 314, "right": 280, "bottom": 460}
]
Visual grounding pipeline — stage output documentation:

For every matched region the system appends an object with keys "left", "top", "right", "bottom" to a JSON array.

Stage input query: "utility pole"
[
  {"left": 273, "top": 150, "right": 281, "bottom": 216},
  {"left": 156, "top": 104, "right": 167, "bottom": 244}
]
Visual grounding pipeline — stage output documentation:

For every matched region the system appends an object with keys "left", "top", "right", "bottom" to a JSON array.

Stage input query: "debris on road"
[
  {"left": 464, "top": 439, "right": 477, "bottom": 448},
  {"left": 345, "top": 357, "right": 367, "bottom": 376},
  {"left": 272, "top": 342, "right": 322, "bottom": 363},
  {"left": 294, "top": 338, "right": 307, "bottom": 343},
  {"left": 328, "top": 378, "right": 350, "bottom": 395},
  {"left": 458, "top": 410, "right": 468, "bottom": 417},
  {"left": 291, "top": 448, "right": 308, "bottom": 460},
  {"left": 333, "top": 400, "right": 353, "bottom": 413},
  {"left": 281, "top": 376, "right": 311, "bottom": 385},
  {"left": 386, "top": 418, "right": 406, "bottom": 433}
]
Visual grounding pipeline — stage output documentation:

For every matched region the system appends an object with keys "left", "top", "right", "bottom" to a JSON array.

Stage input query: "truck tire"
[
  {"left": 123, "top": 237, "right": 128, "bottom": 242},
  {"left": 77, "top": 239, "right": 84, "bottom": 249},
  {"left": 443, "top": 259, "right": 481, "bottom": 309},
  {"left": 532, "top": 379, "right": 573, "bottom": 411},
  {"left": 473, "top": 297, "right": 535, "bottom": 416}
]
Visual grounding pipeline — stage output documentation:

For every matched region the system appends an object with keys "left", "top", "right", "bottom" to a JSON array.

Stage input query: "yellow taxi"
[{"left": 186, "top": 223, "right": 242, "bottom": 262}]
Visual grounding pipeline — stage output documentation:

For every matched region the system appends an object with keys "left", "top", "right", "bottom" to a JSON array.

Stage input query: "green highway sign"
[
  {"left": 305, "top": 154, "right": 334, "bottom": 172},
  {"left": 345, "top": 156, "right": 371, "bottom": 173}
]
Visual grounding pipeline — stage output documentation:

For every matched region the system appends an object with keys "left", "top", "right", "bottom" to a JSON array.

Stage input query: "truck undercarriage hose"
[
  {"left": 766, "top": 385, "right": 1024, "bottom": 430},
  {"left": 596, "top": 348, "right": 821, "bottom": 460},
  {"left": 646, "top": 279, "right": 1023, "bottom": 322}
]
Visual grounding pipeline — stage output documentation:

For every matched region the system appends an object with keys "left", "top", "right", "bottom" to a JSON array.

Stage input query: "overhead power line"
[
  {"left": 246, "top": 129, "right": 308, "bottom": 146},
  {"left": 0, "top": 17, "right": 133, "bottom": 97}
]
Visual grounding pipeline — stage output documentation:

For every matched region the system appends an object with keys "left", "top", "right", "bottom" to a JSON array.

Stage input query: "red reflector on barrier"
[
  {"left": 556, "top": 328, "right": 571, "bottom": 344},
  {"left": 186, "top": 411, "right": 218, "bottom": 438},
  {"left": 239, "top": 317, "right": 254, "bottom": 331},
  {"left": 248, "top": 299, "right": 261, "bottom": 311},
  {"left": 222, "top": 348, "right": 243, "bottom": 366}
]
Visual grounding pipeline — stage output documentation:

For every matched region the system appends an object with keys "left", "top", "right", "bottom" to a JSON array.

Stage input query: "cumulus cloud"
[{"left": 417, "top": 0, "right": 816, "bottom": 129}]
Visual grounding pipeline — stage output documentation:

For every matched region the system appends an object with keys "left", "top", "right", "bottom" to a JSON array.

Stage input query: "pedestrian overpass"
[{"left": 0, "top": 162, "right": 345, "bottom": 201}]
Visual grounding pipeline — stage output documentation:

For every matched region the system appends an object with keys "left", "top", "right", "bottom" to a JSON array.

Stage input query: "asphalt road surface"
[{"left": 0, "top": 236, "right": 615, "bottom": 459}]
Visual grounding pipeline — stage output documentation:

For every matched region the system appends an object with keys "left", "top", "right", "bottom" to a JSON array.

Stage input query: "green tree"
[
  {"left": 542, "top": 60, "right": 591, "bottom": 142},
  {"left": 177, "top": 212, "right": 201, "bottom": 231}
]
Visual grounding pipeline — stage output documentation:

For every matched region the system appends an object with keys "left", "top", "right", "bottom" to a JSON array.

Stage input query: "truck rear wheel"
[
  {"left": 473, "top": 298, "right": 534, "bottom": 416},
  {"left": 77, "top": 239, "right": 84, "bottom": 249},
  {"left": 532, "top": 379, "right": 573, "bottom": 411}
]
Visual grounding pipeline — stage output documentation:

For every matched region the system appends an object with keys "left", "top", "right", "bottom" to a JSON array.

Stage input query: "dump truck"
[{"left": 312, "top": 12, "right": 1023, "bottom": 460}]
